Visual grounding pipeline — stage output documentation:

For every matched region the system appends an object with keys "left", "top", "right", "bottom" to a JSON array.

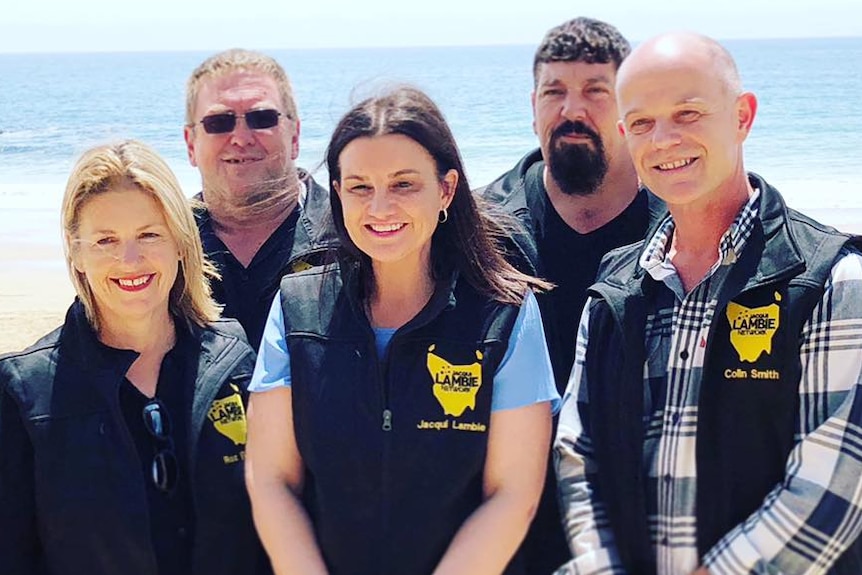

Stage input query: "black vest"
[
  {"left": 0, "top": 302, "right": 270, "bottom": 575},
  {"left": 279, "top": 262, "right": 523, "bottom": 575},
  {"left": 583, "top": 175, "right": 862, "bottom": 574}
]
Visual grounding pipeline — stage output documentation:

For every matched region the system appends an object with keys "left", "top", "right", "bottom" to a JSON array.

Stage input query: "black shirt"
[
  {"left": 119, "top": 334, "right": 194, "bottom": 575},
  {"left": 517, "top": 161, "right": 652, "bottom": 575},
  {"left": 528, "top": 161, "right": 651, "bottom": 391},
  {"left": 197, "top": 205, "right": 301, "bottom": 351}
]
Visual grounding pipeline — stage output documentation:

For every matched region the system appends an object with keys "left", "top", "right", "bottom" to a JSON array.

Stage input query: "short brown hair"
[
  {"left": 185, "top": 48, "right": 298, "bottom": 125},
  {"left": 533, "top": 17, "right": 631, "bottom": 85}
]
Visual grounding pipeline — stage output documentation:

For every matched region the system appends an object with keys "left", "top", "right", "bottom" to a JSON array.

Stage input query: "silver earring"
[{"left": 438, "top": 208, "right": 448, "bottom": 224}]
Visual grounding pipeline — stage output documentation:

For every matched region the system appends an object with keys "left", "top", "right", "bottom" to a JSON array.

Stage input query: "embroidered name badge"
[
  {"left": 726, "top": 292, "right": 781, "bottom": 363},
  {"left": 426, "top": 345, "right": 483, "bottom": 417},
  {"left": 207, "top": 385, "right": 247, "bottom": 447}
]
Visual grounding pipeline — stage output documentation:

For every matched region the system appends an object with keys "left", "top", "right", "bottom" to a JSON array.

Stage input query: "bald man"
[{"left": 554, "top": 33, "right": 862, "bottom": 575}]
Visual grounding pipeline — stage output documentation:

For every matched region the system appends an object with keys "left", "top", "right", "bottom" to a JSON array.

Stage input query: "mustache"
[{"left": 551, "top": 120, "right": 601, "bottom": 145}]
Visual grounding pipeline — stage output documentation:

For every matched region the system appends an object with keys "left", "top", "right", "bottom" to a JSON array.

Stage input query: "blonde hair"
[
  {"left": 185, "top": 48, "right": 298, "bottom": 125},
  {"left": 62, "top": 140, "right": 221, "bottom": 331}
]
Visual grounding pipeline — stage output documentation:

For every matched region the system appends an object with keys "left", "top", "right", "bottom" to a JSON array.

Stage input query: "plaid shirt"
[{"left": 555, "top": 191, "right": 862, "bottom": 575}]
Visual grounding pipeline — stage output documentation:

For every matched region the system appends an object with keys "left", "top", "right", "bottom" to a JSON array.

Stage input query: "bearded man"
[{"left": 477, "top": 17, "right": 663, "bottom": 575}]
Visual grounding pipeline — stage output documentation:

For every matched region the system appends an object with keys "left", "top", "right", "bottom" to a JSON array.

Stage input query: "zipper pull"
[{"left": 382, "top": 408, "right": 393, "bottom": 431}]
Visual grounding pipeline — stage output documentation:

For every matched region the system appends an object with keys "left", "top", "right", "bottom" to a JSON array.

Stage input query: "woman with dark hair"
[{"left": 245, "top": 87, "right": 558, "bottom": 575}]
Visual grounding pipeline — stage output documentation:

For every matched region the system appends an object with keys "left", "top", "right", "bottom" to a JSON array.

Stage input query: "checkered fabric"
[{"left": 555, "top": 192, "right": 862, "bottom": 574}]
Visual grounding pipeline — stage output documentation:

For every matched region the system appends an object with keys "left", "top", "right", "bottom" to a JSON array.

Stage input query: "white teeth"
[
  {"left": 118, "top": 275, "right": 151, "bottom": 287},
  {"left": 369, "top": 223, "right": 405, "bottom": 233},
  {"left": 658, "top": 158, "right": 694, "bottom": 170}
]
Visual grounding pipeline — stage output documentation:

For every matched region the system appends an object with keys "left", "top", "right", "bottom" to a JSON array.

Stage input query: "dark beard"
[{"left": 547, "top": 120, "right": 608, "bottom": 197}]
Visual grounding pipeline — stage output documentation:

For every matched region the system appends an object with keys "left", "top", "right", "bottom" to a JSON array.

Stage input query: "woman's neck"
[
  {"left": 98, "top": 310, "right": 177, "bottom": 397},
  {"left": 368, "top": 257, "right": 436, "bottom": 329}
]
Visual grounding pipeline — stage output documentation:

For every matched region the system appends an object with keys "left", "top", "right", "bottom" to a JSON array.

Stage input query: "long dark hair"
[{"left": 325, "top": 86, "right": 549, "bottom": 305}]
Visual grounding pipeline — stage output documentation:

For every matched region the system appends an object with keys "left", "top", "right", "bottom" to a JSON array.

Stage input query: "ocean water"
[{"left": 1, "top": 39, "right": 861, "bottom": 240}]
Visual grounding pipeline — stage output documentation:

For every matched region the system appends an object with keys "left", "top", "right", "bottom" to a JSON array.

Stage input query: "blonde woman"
[{"left": 0, "top": 140, "right": 272, "bottom": 575}]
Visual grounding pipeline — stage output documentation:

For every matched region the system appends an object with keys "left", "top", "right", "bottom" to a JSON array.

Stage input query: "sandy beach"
[
  {"left": 0, "top": 236, "right": 74, "bottom": 354},
  {"left": 1, "top": 207, "right": 861, "bottom": 355}
]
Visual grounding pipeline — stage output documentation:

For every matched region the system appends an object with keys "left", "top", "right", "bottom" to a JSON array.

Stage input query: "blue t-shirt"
[{"left": 250, "top": 290, "right": 559, "bottom": 413}]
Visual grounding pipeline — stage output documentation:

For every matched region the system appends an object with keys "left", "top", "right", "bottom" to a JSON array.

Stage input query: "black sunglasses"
[
  {"left": 198, "top": 109, "right": 282, "bottom": 134},
  {"left": 142, "top": 398, "right": 178, "bottom": 494}
]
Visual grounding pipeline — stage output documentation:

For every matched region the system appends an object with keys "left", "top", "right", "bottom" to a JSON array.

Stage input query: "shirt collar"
[
  {"left": 639, "top": 188, "right": 761, "bottom": 283},
  {"left": 297, "top": 179, "right": 308, "bottom": 209}
]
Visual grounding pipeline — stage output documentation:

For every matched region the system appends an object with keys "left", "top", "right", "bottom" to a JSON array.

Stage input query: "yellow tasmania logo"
[
  {"left": 291, "top": 259, "right": 313, "bottom": 273},
  {"left": 726, "top": 292, "right": 781, "bottom": 362},
  {"left": 426, "top": 345, "right": 483, "bottom": 417},
  {"left": 208, "top": 385, "right": 247, "bottom": 446}
]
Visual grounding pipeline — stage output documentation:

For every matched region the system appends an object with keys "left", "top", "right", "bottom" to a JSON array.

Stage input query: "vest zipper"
[
  {"left": 377, "top": 338, "right": 394, "bottom": 573},
  {"left": 376, "top": 329, "right": 394, "bottom": 432}
]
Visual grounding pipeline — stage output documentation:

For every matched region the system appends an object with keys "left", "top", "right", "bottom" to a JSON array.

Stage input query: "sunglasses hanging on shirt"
[{"left": 142, "top": 398, "right": 179, "bottom": 494}]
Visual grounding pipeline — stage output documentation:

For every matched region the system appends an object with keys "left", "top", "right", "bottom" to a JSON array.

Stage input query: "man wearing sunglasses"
[{"left": 184, "top": 49, "right": 338, "bottom": 351}]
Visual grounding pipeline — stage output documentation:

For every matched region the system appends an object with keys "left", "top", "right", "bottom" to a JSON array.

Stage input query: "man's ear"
[
  {"left": 531, "top": 90, "right": 538, "bottom": 136},
  {"left": 184, "top": 125, "right": 198, "bottom": 167},
  {"left": 736, "top": 92, "right": 758, "bottom": 141},
  {"left": 290, "top": 118, "right": 301, "bottom": 160}
]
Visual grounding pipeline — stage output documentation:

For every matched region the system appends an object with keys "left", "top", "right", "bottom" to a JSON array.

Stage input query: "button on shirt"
[{"left": 633, "top": 193, "right": 763, "bottom": 573}]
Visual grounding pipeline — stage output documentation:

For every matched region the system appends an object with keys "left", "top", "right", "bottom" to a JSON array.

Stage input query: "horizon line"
[{"left": 1, "top": 34, "right": 861, "bottom": 56}]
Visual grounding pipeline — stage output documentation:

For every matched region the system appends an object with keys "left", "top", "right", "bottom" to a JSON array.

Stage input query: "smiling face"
[
  {"left": 616, "top": 37, "right": 756, "bottom": 211},
  {"left": 184, "top": 70, "right": 300, "bottom": 207},
  {"left": 334, "top": 134, "right": 456, "bottom": 273},
  {"left": 532, "top": 60, "right": 628, "bottom": 196},
  {"left": 71, "top": 187, "right": 180, "bottom": 329}
]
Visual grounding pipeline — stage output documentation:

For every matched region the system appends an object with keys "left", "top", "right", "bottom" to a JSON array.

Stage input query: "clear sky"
[{"left": 2, "top": 0, "right": 860, "bottom": 53}]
